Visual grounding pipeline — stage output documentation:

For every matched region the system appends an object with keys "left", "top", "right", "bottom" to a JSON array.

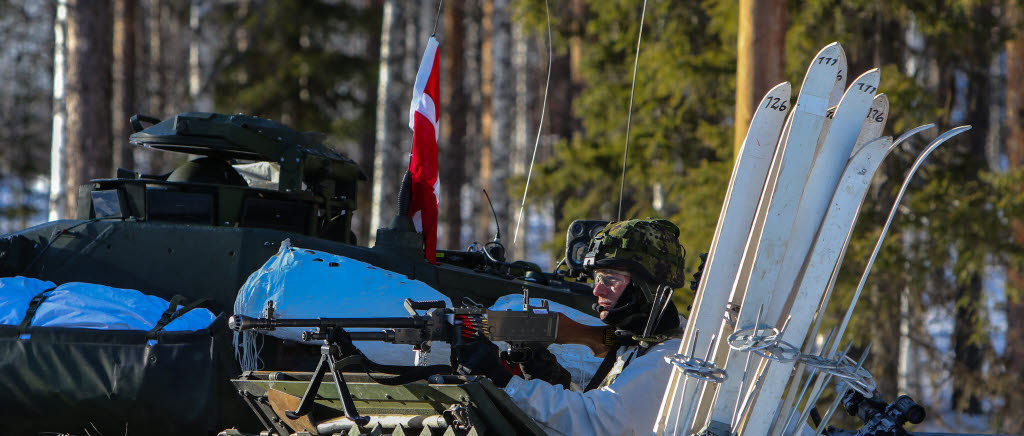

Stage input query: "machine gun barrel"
[{"left": 228, "top": 314, "right": 427, "bottom": 332}]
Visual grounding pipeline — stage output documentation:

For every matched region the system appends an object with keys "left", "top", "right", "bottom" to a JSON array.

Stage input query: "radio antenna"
[
  {"left": 483, "top": 189, "right": 501, "bottom": 241},
  {"left": 511, "top": 0, "right": 552, "bottom": 253},
  {"left": 617, "top": 0, "right": 648, "bottom": 221}
]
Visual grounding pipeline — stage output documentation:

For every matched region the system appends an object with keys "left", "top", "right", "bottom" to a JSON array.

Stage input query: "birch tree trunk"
[
  {"left": 510, "top": 23, "right": 532, "bottom": 261},
  {"left": 49, "top": 0, "right": 69, "bottom": 220},
  {"left": 355, "top": 0, "right": 384, "bottom": 245},
  {"left": 188, "top": 0, "right": 213, "bottom": 112},
  {"left": 63, "top": 0, "right": 113, "bottom": 217},
  {"left": 370, "top": 0, "right": 416, "bottom": 243}
]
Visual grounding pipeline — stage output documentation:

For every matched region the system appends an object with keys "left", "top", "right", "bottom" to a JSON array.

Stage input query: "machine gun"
[{"left": 227, "top": 296, "right": 613, "bottom": 425}]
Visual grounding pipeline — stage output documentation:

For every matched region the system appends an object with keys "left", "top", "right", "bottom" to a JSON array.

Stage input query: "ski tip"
[
  {"left": 816, "top": 42, "right": 843, "bottom": 57},
  {"left": 854, "top": 135, "right": 894, "bottom": 156},
  {"left": 947, "top": 125, "right": 973, "bottom": 139},
  {"left": 873, "top": 93, "right": 890, "bottom": 110},
  {"left": 850, "top": 69, "right": 881, "bottom": 86},
  {"left": 769, "top": 81, "right": 792, "bottom": 94},
  {"left": 915, "top": 125, "right": 972, "bottom": 158},
  {"left": 888, "top": 124, "right": 936, "bottom": 152},
  {"left": 940, "top": 125, "right": 973, "bottom": 140}
]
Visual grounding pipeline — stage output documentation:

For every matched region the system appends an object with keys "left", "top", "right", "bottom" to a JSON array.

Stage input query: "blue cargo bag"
[{"left": 0, "top": 277, "right": 228, "bottom": 436}]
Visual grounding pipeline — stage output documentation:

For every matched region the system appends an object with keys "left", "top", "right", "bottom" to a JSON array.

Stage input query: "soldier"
[{"left": 458, "top": 218, "right": 687, "bottom": 435}]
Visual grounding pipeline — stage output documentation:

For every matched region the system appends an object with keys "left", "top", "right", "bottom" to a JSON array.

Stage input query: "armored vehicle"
[{"left": 0, "top": 112, "right": 601, "bottom": 435}]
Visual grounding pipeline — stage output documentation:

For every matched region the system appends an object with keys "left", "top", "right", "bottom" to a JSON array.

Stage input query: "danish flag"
[{"left": 408, "top": 37, "right": 440, "bottom": 263}]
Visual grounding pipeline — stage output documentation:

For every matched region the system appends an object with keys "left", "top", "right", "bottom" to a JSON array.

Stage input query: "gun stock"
[{"left": 554, "top": 312, "right": 612, "bottom": 358}]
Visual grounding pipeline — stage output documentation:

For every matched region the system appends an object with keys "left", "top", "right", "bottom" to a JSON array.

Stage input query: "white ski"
[
  {"left": 655, "top": 81, "right": 791, "bottom": 435},
  {"left": 817, "top": 45, "right": 848, "bottom": 148},
  {"left": 765, "top": 69, "right": 880, "bottom": 329},
  {"left": 738, "top": 134, "right": 895, "bottom": 434},
  {"left": 768, "top": 99, "right": 899, "bottom": 436},
  {"left": 711, "top": 67, "right": 878, "bottom": 433},
  {"left": 774, "top": 91, "right": 890, "bottom": 357},
  {"left": 852, "top": 94, "right": 889, "bottom": 157},
  {"left": 828, "top": 45, "right": 848, "bottom": 108},
  {"left": 825, "top": 125, "right": 974, "bottom": 359},
  {"left": 713, "top": 73, "right": 882, "bottom": 433},
  {"left": 694, "top": 43, "right": 842, "bottom": 433},
  {"left": 771, "top": 125, "right": 972, "bottom": 434}
]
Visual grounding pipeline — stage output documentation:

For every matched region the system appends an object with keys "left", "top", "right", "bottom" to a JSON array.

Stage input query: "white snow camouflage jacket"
[{"left": 504, "top": 338, "right": 681, "bottom": 436}]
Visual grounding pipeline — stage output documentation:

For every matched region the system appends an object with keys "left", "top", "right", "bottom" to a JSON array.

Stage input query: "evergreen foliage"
[
  {"left": 516, "top": 0, "right": 737, "bottom": 258},
  {"left": 211, "top": 0, "right": 381, "bottom": 150}
]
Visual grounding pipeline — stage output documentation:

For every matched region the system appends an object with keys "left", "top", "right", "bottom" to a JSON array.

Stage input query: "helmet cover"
[{"left": 583, "top": 218, "right": 686, "bottom": 289}]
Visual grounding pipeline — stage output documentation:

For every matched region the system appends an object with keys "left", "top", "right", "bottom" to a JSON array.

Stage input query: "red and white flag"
[{"left": 408, "top": 36, "right": 440, "bottom": 263}]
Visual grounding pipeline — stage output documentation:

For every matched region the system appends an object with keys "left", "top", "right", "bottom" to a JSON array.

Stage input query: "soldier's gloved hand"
[
  {"left": 506, "top": 346, "right": 572, "bottom": 389},
  {"left": 456, "top": 339, "right": 514, "bottom": 387}
]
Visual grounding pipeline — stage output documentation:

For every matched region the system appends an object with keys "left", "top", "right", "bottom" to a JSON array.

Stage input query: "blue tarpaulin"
[{"left": 0, "top": 276, "right": 216, "bottom": 331}]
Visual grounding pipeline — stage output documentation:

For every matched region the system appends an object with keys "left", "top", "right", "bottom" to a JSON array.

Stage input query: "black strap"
[
  {"left": 584, "top": 344, "right": 621, "bottom": 392},
  {"left": 147, "top": 294, "right": 212, "bottom": 339},
  {"left": 18, "top": 287, "right": 57, "bottom": 335}
]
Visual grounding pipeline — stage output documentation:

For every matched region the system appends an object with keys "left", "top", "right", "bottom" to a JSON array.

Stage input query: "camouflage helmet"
[{"left": 583, "top": 218, "right": 687, "bottom": 288}]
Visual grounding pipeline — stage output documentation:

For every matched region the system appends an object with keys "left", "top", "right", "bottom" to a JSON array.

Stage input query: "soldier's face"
[{"left": 593, "top": 269, "right": 631, "bottom": 319}]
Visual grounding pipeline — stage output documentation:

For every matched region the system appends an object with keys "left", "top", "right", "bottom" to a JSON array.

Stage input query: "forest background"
[{"left": 1, "top": 0, "right": 1023, "bottom": 433}]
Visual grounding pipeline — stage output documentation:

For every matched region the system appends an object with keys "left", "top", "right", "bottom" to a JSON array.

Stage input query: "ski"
[
  {"left": 828, "top": 45, "right": 848, "bottom": 108},
  {"left": 704, "top": 72, "right": 881, "bottom": 434},
  {"left": 852, "top": 93, "right": 889, "bottom": 157},
  {"left": 771, "top": 125, "right": 971, "bottom": 434},
  {"left": 782, "top": 91, "right": 891, "bottom": 366},
  {"left": 691, "top": 42, "right": 842, "bottom": 433},
  {"left": 655, "top": 81, "right": 791, "bottom": 435},
  {"left": 764, "top": 69, "right": 880, "bottom": 330},
  {"left": 767, "top": 105, "right": 907, "bottom": 436},
  {"left": 738, "top": 134, "right": 894, "bottom": 434},
  {"left": 824, "top": 125, "right": 974, "bottom": 362},
  {"left": 710, "top": 67, "right": 878, "bottom": 431}
]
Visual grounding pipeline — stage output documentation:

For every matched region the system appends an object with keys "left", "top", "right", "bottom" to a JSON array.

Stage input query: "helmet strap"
[
  {"left": 638, "top": 282, "right": 675, "bottom": 348},
  {"left": 597, "top": 282, "right": 647, "bottom": 333}
]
